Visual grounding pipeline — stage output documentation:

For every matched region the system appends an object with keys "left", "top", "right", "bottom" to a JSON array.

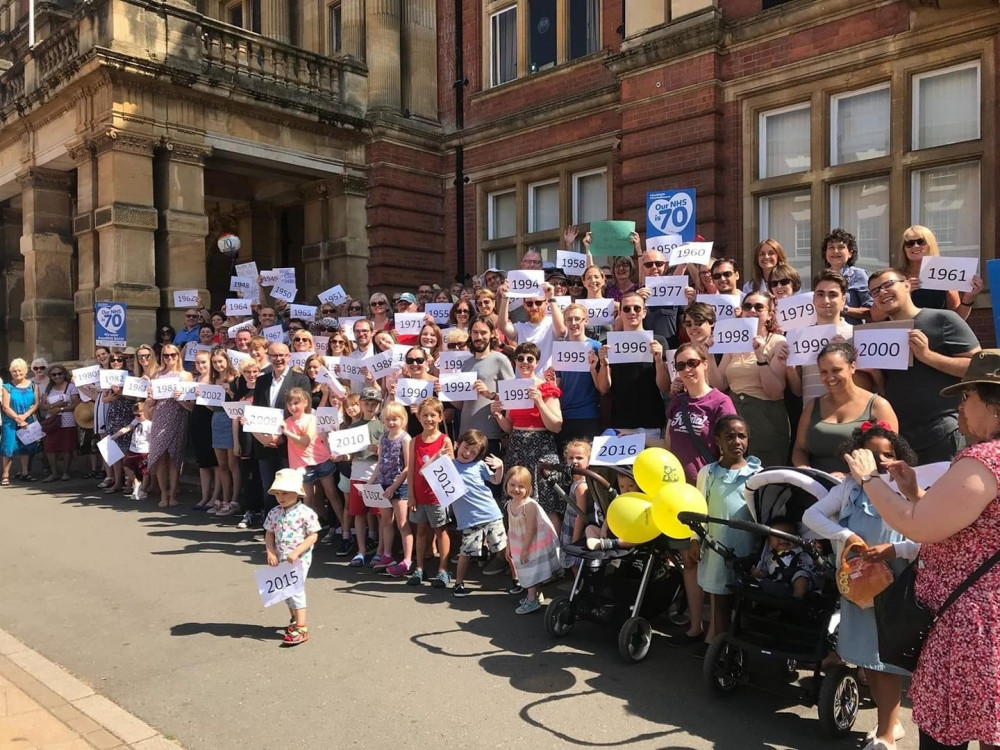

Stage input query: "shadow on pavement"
[{"left": 170, "top": 622, "right": 279, "bottom": 641}]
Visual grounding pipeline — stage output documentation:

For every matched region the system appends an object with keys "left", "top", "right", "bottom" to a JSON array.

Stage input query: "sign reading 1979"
[{"left": 646, "top": 189, "right": 696, "bottom": 243}]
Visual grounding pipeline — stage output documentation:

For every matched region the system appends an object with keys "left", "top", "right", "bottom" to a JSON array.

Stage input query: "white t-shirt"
[
  {"left": 513, "top": 316, "right": 554, "bottom": 376},
  {"left": 129, "top": 418, "right": 151, "bottom": 454}
]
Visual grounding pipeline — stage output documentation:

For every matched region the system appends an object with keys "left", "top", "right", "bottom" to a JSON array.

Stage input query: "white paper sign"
[
  {"left": 591, "top": 433, "right": 646, "bottom": 466},
  {"left": 72, "top": 365, "right": 100, "bottom": 387},
  {"left": 225, "top": 298, "right": 252, "bottom": 317},
  {"left": 319, "top": 371, "right": 347, "bottom": 398},
  {"left": 314, "top": 336, "right": 330, "bottom": 353},
  {"left": 775, "top": 292, "right": 816, "bottom": 331},
  {"left": 438, "top": 373, "right": 478, "bottom": 403},
  {"left": 709, "top": 318, "right": 759, "bottom": 355},
  {"left": 259, "top": 270, "right": 280, "bottom": 287},
  {"left": 337, "top": 357, "right": 366, "bottom": 384},
  {"left": 438, "top": 350, "right": 472, "bottom": 374},
  {"left": 607, "top": 331, "right": 654, "bottom": 364},
  {"left": 552, "top": 295, "right": 572, "bottom": 312},
  {"left": 389, "top": 345, "right": 411, "bottom": 369},
  {"left": 854, "top": 328, "right": 910, "bottom": 371},
  {"left": 221, "top": 402, "right": 246, "bottom": 420},
  {"left": 195, "top": 383, "right": 226, "bottom": 406},
  {"left": 274, "top": 267, "right": 296, "bottom": 283},
  {"left": 151, "top": 377, "right": 181, "bottom": 400},
  {"left": 556, "top": 250, "right": 588, "bottom": 276},
  {"left": 885, "top": 462, "right": 950, "bottom": 496},
  {"left": 646, "top": 276, "right": 688, "bottom": 307},
  {"left": 271, "top": 283, "right": 297, "bottom": 304},
  {"left": 394, "top": 313, "right": 424, "bottom": 335},
  {"left": 505, "top": 270, "right": 544, "bottom": 299},
  {"left": 122, "top": 377, "right": 150, "bottom": 399},
  {"left": 664, "top": 348, "right": 679, "bottom": 382},
  {"left": 645, "top": 234, "right": 682, "bottom": 261},
  {"left": 99, "top": 369, "right": 127, "bottom": 390},
  {"left": 339, "top": 317, "right": 364, "bottom": 341},
  {"left": 290, "top": 304, "right": 317, "bottom": 321},
  {"left": 288, "top": 353, "right": 311, "bottom": 370},
  {"left": 697, "top": 293, "right": 740, "bottom": 320},
  {"left": 419, "top": 455, "right": 468, "bottom": 508},
  {"left": 176, "top": 382, "right": 198, "bottom": 402},
  {"left": 327, "top": 424, "right": 371, "bottom": 455},
  {"left": 314, "top": 407, "right": 340, "bottom": 434},
  {"left": 497, "top": 378, "right": 536, "bottom": 410},
  {"left": 242, "top": 405, "right": 284, "bottom": 434},
  {"left": 669, "top": 241, "right": 714, "bottom": 268},
  {"left": 226, "top": 350, "right": 253, "bottom": 369},
  {"left": 424, "top": 303, "right": 452, "bottom": 326},
  {"left": 184, "top": 344, "right": 212, "bottom": 363},
  {"left": 919, "top": 256, "right": 978, "bottom": 293},
  {"left": 15, "top": 421, "right": 43, "bottom": 445},
  {"left": 395, "top": 378, "right": 434, "bottom": 406},
  {"left": 259, "top": 325, "right": 282, "bottom": 343},
  {"left": 173, "top": 289, "right": 200, "bottom": 307},
  {"left": 552, "top": 341, "right": 592, "bottom": 372},
  {"left": 318, "top": 284, "right": 347, "bottom": 306},
  {"left": 254, "top": 560, "right": 305, "bottom": 608},
  {"left": 96, "top": 435, "right": 125, "bottom": 466},
  {"left": 230, "top": 276, "right": 256, "bottom": 294},
  {"left": 362, "top": 350, "right": 394, "bottom": 380},
  {"left": 785, "top": 324, "right": 837, "bottom": 367},
  {"left": 581, "top": 298, "right": 615, "bottom": 327},
  {"left": 360, "top": 483, "right": 393, "bottom": 509},
  {"left": 235, "top": 261, "right": 259, "bottom": 278},
  {"left": 227, "top": 320, "right": 256, "bottom": 339}
]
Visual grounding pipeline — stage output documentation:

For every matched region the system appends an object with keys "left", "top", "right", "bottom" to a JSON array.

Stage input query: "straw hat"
[{"left": 74, "top": 402, "right": 95, "bottom": 430}]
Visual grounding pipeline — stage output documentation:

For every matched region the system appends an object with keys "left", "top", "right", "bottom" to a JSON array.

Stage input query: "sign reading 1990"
[{"left": 646, "top": 189, "right": 696, "bottom": 243}]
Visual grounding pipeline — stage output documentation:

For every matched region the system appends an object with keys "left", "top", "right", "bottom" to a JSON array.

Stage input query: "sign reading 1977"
[{"left": 646, "top": 189, "right": 696, "bottom": 243}]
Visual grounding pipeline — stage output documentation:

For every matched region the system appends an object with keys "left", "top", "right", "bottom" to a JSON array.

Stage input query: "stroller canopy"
[{"left": 743, "top": 467, "right": 841, "bottom": 538}]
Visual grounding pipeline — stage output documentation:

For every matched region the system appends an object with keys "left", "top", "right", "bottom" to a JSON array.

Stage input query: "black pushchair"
[
  {"left": 680, "top": 467, "right": 861, "bottom": 737},
  {"left": 538, "top": 464, "right": 686, "bottom": 664}
]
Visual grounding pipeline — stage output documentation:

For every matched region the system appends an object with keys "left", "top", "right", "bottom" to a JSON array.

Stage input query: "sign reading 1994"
[{"left": 646, "top": 189, "right": 696, "bottom": 243}]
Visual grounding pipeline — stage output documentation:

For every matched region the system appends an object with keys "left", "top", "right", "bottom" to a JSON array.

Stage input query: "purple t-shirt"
[{"left": 667, "top": 388, "right": 737, "bottom": 484}]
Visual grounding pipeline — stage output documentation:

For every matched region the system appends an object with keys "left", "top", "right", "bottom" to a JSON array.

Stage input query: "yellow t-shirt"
[{"left": 725, "top": 333, "right": 786, "bottom": 401}]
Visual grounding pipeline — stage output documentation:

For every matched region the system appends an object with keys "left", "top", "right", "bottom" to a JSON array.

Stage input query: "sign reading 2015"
[{"left": 646, "top": 189, "right": 696, "bottom": 243}]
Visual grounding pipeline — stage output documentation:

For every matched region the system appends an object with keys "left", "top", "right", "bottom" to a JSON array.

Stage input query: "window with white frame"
[
  {"left": 759, "top": 103, "right": 810, "bottom": 179},
  {"left": 572, "top": 168, "right": 608, "bottom": 225},
  {"left": 913, "top": 62, "right": 981, "bottom": 150},
  {"left": 224, "top": 0, "right": 261, "bottom": 33},
  {"left": 912, "top": 161, "right": 980, "bottom": 257},
  {"left": 831, "top": 84, "right": 890, "bottom": 165},
  {"left": 528, "top": 180, "right": 560, "bottom": 233},
  {"left": 830, "top": 177, "right": 890, "bottom": 273},
  {"left": 760, "top": 190, "right": 811, "bottom": 280},
  {"left": 488, "top": 190, "right": 517, "bottom": 239},
  {"left": 490, "top": 7, "right": 517, "bottom": 87},
  {"left": 327, "top": 1, "right": 342, "bottom": 54}
]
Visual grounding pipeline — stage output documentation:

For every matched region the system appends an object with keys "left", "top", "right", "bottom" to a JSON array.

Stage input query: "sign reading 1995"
[{"left": 646, "top": 189, "right": 696, "bottom": 243}]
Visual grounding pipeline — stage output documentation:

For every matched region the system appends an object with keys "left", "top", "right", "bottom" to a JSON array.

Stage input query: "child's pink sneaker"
[
  {"left": 385, "top": 561, "right": 412, "bottom": 577},
  {"left": 373, "top": 556, "right": 396, "bottom": 570}
]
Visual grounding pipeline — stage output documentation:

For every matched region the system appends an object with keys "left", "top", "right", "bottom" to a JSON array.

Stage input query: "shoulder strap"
[
  {"left": 936, "top": 546, "right": 1000, "bottom": 620},
  {"left": 680, "top": 394, "right": 716, "bottom": 465}
]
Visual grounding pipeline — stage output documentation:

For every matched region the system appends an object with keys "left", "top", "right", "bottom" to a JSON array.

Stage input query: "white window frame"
[
  {"left": 912, "top": 61, "right": 982, "bottom": 151},
  {"left": 571, "top": 167, "right": 608, "bottom": 224},
  {"left": 487, "top": 188, "right": 517, "bottom": 240},
  {"left": 758, "top": 102, "right": 810, "bottom": 179},
  {"left": 527, "top": 179, "right": 560, "bottom": 233},
  {"left": 910, "top": 160, "right": 981, "bottom": 253},
  {"left": 489, "top": 6, "right": 517, "bottom": 88},
  {"left": 327, "top": 1, "right": 342, "bottom": 55},
  {"left": 829, "top": 82, "right": 890, "bottom": 166}
]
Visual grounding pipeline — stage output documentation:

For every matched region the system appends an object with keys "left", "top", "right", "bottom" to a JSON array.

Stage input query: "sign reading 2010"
[{"left": 646, "top": 189, "right": 696, "bottom": 243}]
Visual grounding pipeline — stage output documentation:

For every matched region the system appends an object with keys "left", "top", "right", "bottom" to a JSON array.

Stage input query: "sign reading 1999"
[{"left": 646, "top": 189, "right": 696, "bottom": 243}]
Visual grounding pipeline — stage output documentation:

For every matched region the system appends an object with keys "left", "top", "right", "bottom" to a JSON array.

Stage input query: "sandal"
[
  {"left": 1, "top": 478, "right": 9, "bottom": 487},
  {"left": 23, "top": 475, "right": 37, "bottom": 483},
  {"left": 105, "top": 486, "right": 122, "bottom": 495}
]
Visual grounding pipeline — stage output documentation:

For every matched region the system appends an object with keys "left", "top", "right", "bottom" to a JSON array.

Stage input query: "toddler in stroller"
[{"left": 750, "top": 517, "right": 816, "bottom": 599}]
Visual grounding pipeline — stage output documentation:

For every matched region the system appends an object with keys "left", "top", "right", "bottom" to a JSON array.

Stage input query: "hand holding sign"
[
  {"left": 918, "top": 256, "right": 979, "bottom": 293},
  {"left": 173, "top": 289, "right": 200, "bottom": 307},
  {"left": 785, "top": 324, "right": 837, "bottom": 367},
  {"left": 646, "top": 277, "right": 687, "bottom": 307},
  {"left": 709, "top": 318, "right": 759, "bottom": 354},
  {"left": 151, "top": 377, "right": 181, "bottom": 400},
  {"left": 775, "top": 292, "right": 816, "bottom": 331},
  {"left": 497, "top": 378, "right": 536, "bottom": 410},
  {"left": 419, "top": 455, "right": 468, "bottom": 508},
  {"left": 318, "top": 284, "right": 347, "bottom": 306},
  {"left": 696, "top": 294, "right": 740, "bottom": 320},
  {"left": 589, "top": 220, "right": 636, "bottom": 256},
  {"left": 226, "top": 298, "right": 252, "bottom": 317},
  {"left": 97, "top": 435, "right": 125, "bottom": 466},
  {"left": 195, "top": 384, "right": 226, "bottom": 406},
  {"left": 581, "top": 299, "right": 614, "bottom": 327},
  {"left": 360, "top": 484, "right": 392, "bottom": 509},
  {"left": 327, "top": 424, "right": 371, "bottom": 455},
  {"left": 438, "top": 373, "right": 478, "bottom": 402},
  {"left": 394, "top": 312, "right": 424, "bottom": 335},
  {"left": 854, "top": 328, "right": 910, "bottom": 371},
  {"left": 606, "top": 331, "right": 653, "bottom": 364},
  {"left": 424, "top": 303, "right": 452, "bottom": 326},
  {"left": 242, "top": 405, "right": 284, "bottom": 434},
  {"left": 556, "top": 250, "right": 588, "bottom": 276},
  {"left": 395, "top": 378, "right": 434, "bottom": 406},
  {"left": 255, "top": 560, "right": 304, "bottom": 608},
  {"left": 552, "top": 341, "right": 592, "bottom": 372},
  {"left": 668, "top": 241, "right": 713, "bottom": 268},
  {"left": 505, "top": 270, "right": 544, "bottom": 299}
]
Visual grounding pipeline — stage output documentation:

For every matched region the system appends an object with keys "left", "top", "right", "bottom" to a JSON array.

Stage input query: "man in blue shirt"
[{"left": 173, "top": 308, "right": 201, "bottom": 348}]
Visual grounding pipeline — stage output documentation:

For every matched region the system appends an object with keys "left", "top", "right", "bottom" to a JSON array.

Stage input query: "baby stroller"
[
  {"left": 538, "top": 464, "right": 686, "bottom": 664},
  {"left": 680, "top": 467, "right": 860, "bottom": 737}
]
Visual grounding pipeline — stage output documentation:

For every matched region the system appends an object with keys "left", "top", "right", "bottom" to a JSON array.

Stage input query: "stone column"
[
  {"left": 91, "top": 130, "right": 161, "bottom": 347},
  {"left": 300, "top": 181, "right": 332, "bottom": 301},
  {"left": 366, "top": 0, "right": 401, "bottom": 111},
  {"left": 324, "top": 174, "right": 370, "bottom": 301},
  {"left": 155, "top": 141, "right": 211, "bottom": 331},
  {"left": 342, "top": 0, "right": 365, "bottom": 59},
  {"left": 401, "top": 0, "right": 437, "bottom": 120},
  {"left": 262, "top": 0, "right": 290, "bottom": 43},
  {"left": 0, "top": 200, "right": 25, "bottom": 363},
  {"left": 70, "top": 141, "right": 99, "bottom": 353},
  {"left": 18, "top": 168, "right": 76, "bottom": 361}
]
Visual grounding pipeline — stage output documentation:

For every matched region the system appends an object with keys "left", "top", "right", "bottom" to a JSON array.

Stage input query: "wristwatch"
[{"left": 860, "top": 473, "right": 877, "bottom": 485}]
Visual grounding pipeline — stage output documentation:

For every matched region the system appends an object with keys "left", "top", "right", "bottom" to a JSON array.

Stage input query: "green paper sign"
[{"left": 590, "top": 220, "right": 636, "bottom": 257}]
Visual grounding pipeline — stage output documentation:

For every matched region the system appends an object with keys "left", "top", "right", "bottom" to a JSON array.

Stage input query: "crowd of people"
[{"left": 2, "top": 223, "right": 998, "bottom": 750}]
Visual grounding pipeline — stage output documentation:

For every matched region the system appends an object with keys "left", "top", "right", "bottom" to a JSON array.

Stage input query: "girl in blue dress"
[{"left": 803, "top": 422, "right": 919, "bottom": 750}]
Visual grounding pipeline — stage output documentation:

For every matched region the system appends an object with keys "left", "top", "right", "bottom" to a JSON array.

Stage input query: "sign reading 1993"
[{"left": 646, "top": 189, "right": 696, "bottom": 243}]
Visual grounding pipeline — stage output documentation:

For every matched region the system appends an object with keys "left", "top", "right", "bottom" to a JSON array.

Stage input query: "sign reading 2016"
[{"left": 646, "top": 189, "right": 696, "bottom": 243}]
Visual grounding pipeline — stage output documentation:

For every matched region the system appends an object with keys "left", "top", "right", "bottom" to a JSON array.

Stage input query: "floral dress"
[
  {"left": 105, "top": 393, "right": 134, "bottom": 454},
  {"left": 909, "top": 441, "right": 1000, "bottom": 746},
  {"left": 146, "top": 374, "right": 190, "bottom": 470}
]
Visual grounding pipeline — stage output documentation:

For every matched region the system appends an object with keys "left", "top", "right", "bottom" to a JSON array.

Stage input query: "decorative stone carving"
[
  {"left": 161, "top": 140, "right": 213, "bottom": 165},
  {"left": 341, "top": 175, "right": 368, "bottom": 196},
  {"left": 73, "top": 213, "right": 93, "bottom": 235},
  {"left": 94, "top": 203, "right": 159, "bottom": 230},
  {"left": 16, "top": 168, "right": 73, "bottom": 192},
  {"left": 89, "top": 130, "right": 158, "bottom": 157}
]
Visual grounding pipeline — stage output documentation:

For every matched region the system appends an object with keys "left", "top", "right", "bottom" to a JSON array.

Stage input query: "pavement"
[{"left": 0, "top": 475, "right": 919, "bottom": 750}]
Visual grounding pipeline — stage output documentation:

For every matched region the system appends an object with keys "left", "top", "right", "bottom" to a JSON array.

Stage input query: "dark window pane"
[
  {"left": 529, "top": 0, "right": 556, "bottom": 73},
  {"left": 569, "top": 0, "right": 599, "bottom": 60},
  {"left": 228, "top": 4, "right": 243, "bottom": 28},
  {"left": 250, "top": 0, "right": 262, "bottom": 33}
]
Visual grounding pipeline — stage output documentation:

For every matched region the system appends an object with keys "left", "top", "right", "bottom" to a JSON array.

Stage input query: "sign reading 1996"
[{"left": 646, "top": 189, "right": 696, "bottom": 243}]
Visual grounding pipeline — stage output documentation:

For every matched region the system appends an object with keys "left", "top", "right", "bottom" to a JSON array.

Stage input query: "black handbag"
[{"left": 875, "top": 547, "right": 1000, "bottom": 672}]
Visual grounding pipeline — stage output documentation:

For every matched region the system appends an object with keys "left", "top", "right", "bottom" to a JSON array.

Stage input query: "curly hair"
[{"left": 838, "top": 423, "right": 917, "bottom": 466}]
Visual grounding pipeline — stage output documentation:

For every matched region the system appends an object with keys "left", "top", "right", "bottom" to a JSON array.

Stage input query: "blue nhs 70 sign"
[{"left": 646, "top": 189, "right": 696, "bottom": 242}]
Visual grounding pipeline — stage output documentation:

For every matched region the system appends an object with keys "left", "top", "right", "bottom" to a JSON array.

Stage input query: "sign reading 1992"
[{"left": 646, "top": 189, "right": 696, "bottom": 243}]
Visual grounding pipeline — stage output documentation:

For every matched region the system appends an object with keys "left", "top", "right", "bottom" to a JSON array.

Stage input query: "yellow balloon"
[
  {"left": 652, "top": 482, "right": 708, "bottom": 539},
  {"left": 633, "top": 447, "right": 685, "bottom": 496},
  {"left": 606, "top": 492, "right": 660, "bottom": 544}
]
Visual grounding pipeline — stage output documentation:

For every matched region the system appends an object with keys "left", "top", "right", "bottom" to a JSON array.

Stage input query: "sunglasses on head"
[
  {"left": 643, "top": 260, "right": 665, "bottom": 269},
  {"left": 515, "top": 354, "right": 536, "bottom": 363},
  {"left": 405, "top": 357, "right": 426, "bottom": 365},
  {"left": 674, "top": 358, "right": 703, "bottom": 371},
  {"left": 769, "top": 278, "right": 793, "bottom": 288},
  {"left": 712, "top": 270, "right": 734, "bottom": 280},
  {"left": 904, "top": 238, "right": 927, "bottom": 248},
  {"left": 523, "top": 300, "right": 545, "bottom": 308}
]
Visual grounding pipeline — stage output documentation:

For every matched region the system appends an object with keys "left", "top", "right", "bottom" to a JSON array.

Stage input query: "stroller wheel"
[
  {"left": 817, "top": 665, "right": 860, "bottom": 737},
  {"left": 545, "top": 596, "right": 575, "bottom": 638},
  {"left": 618, "top": 617, "right": 653, "bottom": 663},
  {"left": 703, "top": 634, "right": 745, "bottom": 695}
]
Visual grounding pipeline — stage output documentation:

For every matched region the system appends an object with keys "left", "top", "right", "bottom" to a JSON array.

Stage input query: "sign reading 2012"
[{"left": 646, "top": 189, "right": 696, "bottom": 243}]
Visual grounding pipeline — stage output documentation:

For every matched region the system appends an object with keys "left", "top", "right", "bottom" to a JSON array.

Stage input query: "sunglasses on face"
[
  {"left": 292, "top": 337, "right": 311, "bottom": 343},
  {"left": 712, "top": 270, "right": 734, "bottom": 280},
  {"left": 870, "top": 279, "right": 901, "bottom": 295},
  {"left": 51, "top": 371, "right": 66, "bottom": 377},
  {"left": 160, "top": 329, "right": 172, "bottom": 334},
  {"left": 699, "top": 270, "right": 713, "bottom": 277},
  {"left": 684, "top": 317, "right": 707, "bottom": 327},
  {"left": 515, "top": 355, "right": 537, "bottom": 364},
  {"left": 331, "top": 339, "right": 345, "bottom": 346},
  {"left": 904, "top": 238, "right": 927, "bottom": 248},
  {"left": 405, "top": 357, "right": 426, "bottom": 365},
  {"left": 523, "top": 300, "right": 545, "bottom": 308},
  {"left": 476, "top": 299, "right": 491, "bottom": 306},
  {"left": 621, "top": 305, "right": 643, "bottom": 314},
  {"left": 674, "top": 358, "right": 704, "bottom": 371},
  {"left": 742, "top": 302, "right": 767, "bottom": 312},
  {"left": 110, "top": 357, "right": 124, "bottom": 363},
  {"left": 370, "top": 301, "right": 386, "bottom": 307},
  {"left": 455, "top": 309, "right": 470, "bottom": 315},
  {"left": 32, "top": 366, "right": 46, "bottom": 371},
  {"left": 565, "top": 316, "right": 585, "bottom": 324},
  {"left": 162, "top": 353, "right": 179, "bottom": 359},
  {"left": 643, "top": 261, "right": 666, "bottom": 269},
  {"left": 769, "top": 278, "right": 793, "bottom": 288},
  {"left": 137, "top": 354, "right": 151, "bottom": 360},
  {"left": 447, "top": 342, "right": 466, "bottom": 350},
  {"left": 348, "top": 306, "right": 362, "bottom": 312}
]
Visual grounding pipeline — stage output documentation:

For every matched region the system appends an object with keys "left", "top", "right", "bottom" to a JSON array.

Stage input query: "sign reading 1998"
[{"left": 646, "top": 189, "right": 696, "bottom": 243}]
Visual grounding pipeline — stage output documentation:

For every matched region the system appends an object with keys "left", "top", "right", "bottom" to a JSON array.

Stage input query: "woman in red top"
[{"left": 491, "top": 342, "right": 564, "bottom": 528}]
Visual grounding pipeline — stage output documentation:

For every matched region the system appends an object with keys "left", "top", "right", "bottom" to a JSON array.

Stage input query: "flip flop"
[{"left": 1, "top": 478, "right": 9, "bottom": 486}]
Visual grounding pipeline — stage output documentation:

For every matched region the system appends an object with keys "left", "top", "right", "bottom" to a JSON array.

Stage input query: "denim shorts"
[{"left": 303, "top": 461, "right": 335, "bottom": 484}]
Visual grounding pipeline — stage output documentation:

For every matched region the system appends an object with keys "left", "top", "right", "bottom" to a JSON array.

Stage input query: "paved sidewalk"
[{"left": 0, "top": 629, "right": 179, "bottom": 750}]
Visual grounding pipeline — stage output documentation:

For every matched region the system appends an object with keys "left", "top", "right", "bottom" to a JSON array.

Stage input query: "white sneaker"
[
  {"left": 865, "top": 723, "right": 905, "bottom": 743},
  {"left": 135, "top": 489, "right": 148, "bottom": 501},
  {"left": 237, "top": 511, "right": 252, "bottom": 530}
]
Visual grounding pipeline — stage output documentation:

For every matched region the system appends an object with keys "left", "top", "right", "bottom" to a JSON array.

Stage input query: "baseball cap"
[
  {"left": 398, "top": 293, "right": 418, "bottom": 305},
  {"left": 360, "top": 387, "right": 383, "bottom": 402}
]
